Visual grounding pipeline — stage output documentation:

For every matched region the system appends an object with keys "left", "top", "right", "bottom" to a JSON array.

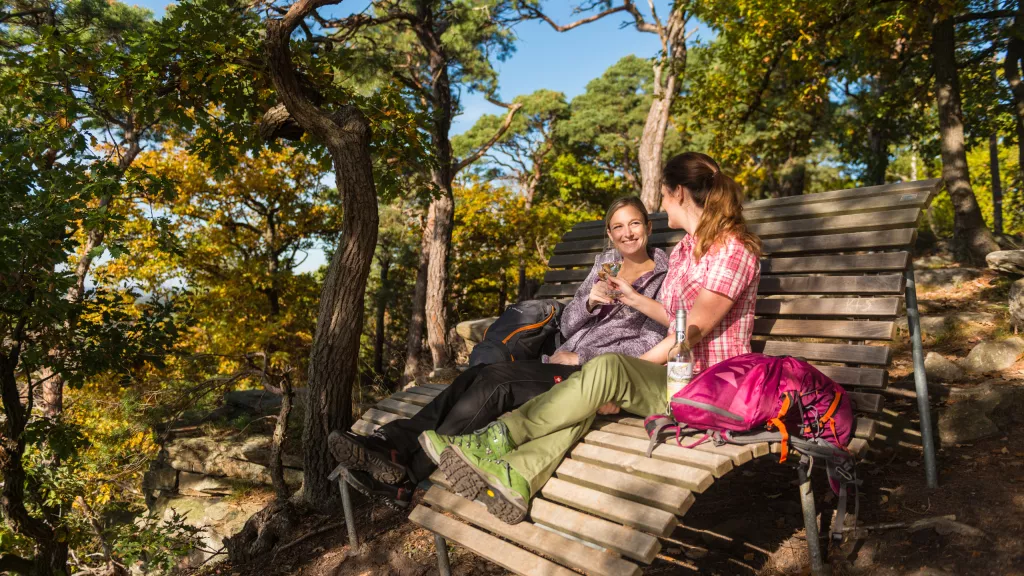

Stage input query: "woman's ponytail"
[{"left": 663, "top": 152, "right": 762, "bottom": 261}]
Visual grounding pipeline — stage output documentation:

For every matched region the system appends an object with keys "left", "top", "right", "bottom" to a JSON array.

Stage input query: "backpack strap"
[
  {"left": 643, "top": 415, "right": 678, "bottom": 458},
  {"left": 766, "top": 392, "right": 795, "bottom": 463},
  {"left": 828, "top": 459, "right": 861, "bottom": 540}
]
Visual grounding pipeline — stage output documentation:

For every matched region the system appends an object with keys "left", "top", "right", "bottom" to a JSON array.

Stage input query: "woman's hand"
[
  {"left": 605, "top": 276, "right": 639, "bottom": 307},
  {"left": 596, "top": 402, "right": 621, "bottom": 415},
  {"left": 587, "top": 280, "right": 614, "bottom": 311},
  {"left": 548, "top": 350, "right": 580, "bottom": 366}
]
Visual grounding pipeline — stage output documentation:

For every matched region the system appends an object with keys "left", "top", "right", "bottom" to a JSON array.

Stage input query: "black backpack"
[{"left": 468, "top": 299, "right": 565, "bottom": 367}]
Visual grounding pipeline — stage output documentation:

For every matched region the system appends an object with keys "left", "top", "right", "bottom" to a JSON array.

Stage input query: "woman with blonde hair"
[{"left": 432, "top": 152, "right": 762, "bottom": 524}]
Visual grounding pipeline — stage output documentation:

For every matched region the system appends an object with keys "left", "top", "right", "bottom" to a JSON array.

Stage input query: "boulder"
[
  {"left": 962, "top": 337, "right": 1024, "bottom": 374},
  {"left": 915, "top": 267, "right": 984, "bottom": 286},
  {"left": 924, "top": 352, "right": 965, "bottom": 382},
  {"left": 938, "top": 402, "right": 999, "bottom": 446},
  {"left": 1011, "top": 278, "right": 1024, "bottom": 329},
  {"left": 143, "top": 467, "right": 178, "bottom": 492},
  {"left": 164, "top": 436, "right": 303, "bottom": 487},
  {"left": 986, "top": 250, "right": 1024, "bottom": 275},
  {"left": 455, "top": 317, "right": 498, "bottom": 352},
  {"left": 178, "top": 471, "right": 233, "bottom": 496}
]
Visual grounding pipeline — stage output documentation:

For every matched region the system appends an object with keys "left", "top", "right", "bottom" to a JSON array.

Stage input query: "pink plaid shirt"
[{"left": 661, "top": 234, "right": 760, "bottom": 374}]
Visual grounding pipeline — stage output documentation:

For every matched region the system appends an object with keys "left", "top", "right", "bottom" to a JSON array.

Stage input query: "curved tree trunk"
[
  {"left": 1004, "top": 7, "right": 1024, "bottom": 194},
  {"left": 930, "top": 15, "right": 999, "bottom": 264},
  {"left": 637, "top": 6, "right": 687, "bottom": 213},
  {"left": 264, "top": 0, "right": 379, "bottom": 509},
  {"left": 424, "top": 191, "right": 453, "bottom": 370}
]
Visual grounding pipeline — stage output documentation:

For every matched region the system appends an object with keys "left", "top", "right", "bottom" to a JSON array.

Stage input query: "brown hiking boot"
[{"left": 328, "top": 430, "right": 407, "bottom": 485}]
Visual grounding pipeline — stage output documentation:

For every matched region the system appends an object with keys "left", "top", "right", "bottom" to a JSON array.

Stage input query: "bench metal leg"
[
  {"left": 905, "top": 264, "right": 939, "bottom": 489},
  {"left": 798, "top": 461, "right": 829, "bottom": 576},
  {"left": 329, "top": 464, "right": 359, "bottom": 548},
  {"left": 434, "top": 534, "right": 452, "bottom": 576}
]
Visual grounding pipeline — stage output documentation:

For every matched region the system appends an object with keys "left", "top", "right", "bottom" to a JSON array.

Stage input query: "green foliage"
[{"left": 110, "top": 511, "right": 205, "bottom": 573}]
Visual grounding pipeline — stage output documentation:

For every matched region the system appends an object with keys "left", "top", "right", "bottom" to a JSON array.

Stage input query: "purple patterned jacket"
[{"left": 545, "top": 247, "right": 669, "bottom": 364}]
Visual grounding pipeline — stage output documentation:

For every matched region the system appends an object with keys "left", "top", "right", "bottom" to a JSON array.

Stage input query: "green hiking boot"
[
  {"left": 439, "top": 445, "right": 530, "bottom": 525},
  {"left": 421, "top": 420, "right": 517, "bottom": 467},
  {"left": 418, "top": 429, "right": 457, "bottom": 467}
]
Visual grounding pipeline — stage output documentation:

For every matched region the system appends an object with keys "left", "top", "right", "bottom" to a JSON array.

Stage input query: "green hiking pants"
[{"left": 498, "top": 353, "right": 669, "bottom": 496}]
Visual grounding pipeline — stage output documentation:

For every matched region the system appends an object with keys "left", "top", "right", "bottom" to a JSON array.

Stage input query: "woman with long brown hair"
[{"left": 430, "top": 152, "right": 762, "bottom": 524}]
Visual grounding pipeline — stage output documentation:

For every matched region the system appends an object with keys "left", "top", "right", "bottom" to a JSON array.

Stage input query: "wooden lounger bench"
[{"left": 337, "top": 179, "right": 942, "bottom": 576}]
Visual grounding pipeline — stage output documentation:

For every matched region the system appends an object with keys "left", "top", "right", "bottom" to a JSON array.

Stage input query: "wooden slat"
[
  {"left": 557, "top": 211, "right": 920, "bottom": 255},
  {"left": 390, "top": 391, "right": 434, "bottom": 407},
  {"left": 752, "top": 340, "right": 891, "bottom": 366},
  {"left": 570, "top": 443, "right": 713, "bottom": 493},
  {"left": 351, "top": 419, "right": 379, "bottom": 436},
  {"left": 849, "top": 438, "right": 869, "bottom": 458},
  {"left": 745, "top": 179, "right": 940, "bottom": 209},
  {"left": 555, "top": 458, "right": 695, "bottom": 515},
  {"left": 570, "top": 179, "right": 940, "bottom": 232},
  {"left": 375, "top": 398, "right": 421, "bottom": 418},
  {"left": 585, "top": 430, "right": 733, "bottom": 477},
  {"left": 761, "top": 252, "right": 910, "bottom": 274},
  {"left": 418, "top": 382, "right": 450, "bottom": 391},
  {"left": 405, "top": 385, "right": 443, "bottom": 397},
  {"left": 606, "top": 416, "right": 770, "bottom": 457},
  {"left": 548, "top": 252, "right": 603, "bottom": 269},
  {"left": 540, "top": 478, "right": 678, "bottom": 536},
  {"left": 815, "top": 365, "right": 887, "bottom": 389},
  {"left": 538, "top": 274, "right": 905, "bottom": 299},
  {"left": 744, "top": 190, "right": 932, "bottom": 222},
  {"left": 595, "top": 421, "right": 752, "bottom": 466},
  {"left": 529, "top": 498, "right": 661, "bottom": 563},
  {"left": 855, "top": 418, "right": 878, "bottom": 440},
  {"left": 756, "top": 298, "right": 901, "bottom": 318},
  {"left": 758, "top": 274, "right": 904, "bottom": 295},
  {"left": 361, "top": 407, "right": 404, "bottom": 425},
  {"left": 423, "top": 487, "right": 641, "bottom": 576},
  {"left": 543, "top": 256, "right": 911, "bottom": 284},
  {"left": 750, "top": 208, "right": 921, "bottom": 240},
  {"left": 753, "top": 319, "right": 895, "bottom": 340},
  {"left": 849, "top": 392, "right": 884, "bottom": 413},
  {"left": 762, "top": 229, "right": 916, "bottom": 256},
  {"left": 408, "top": 506, "right": 578, "bottom": 576}
]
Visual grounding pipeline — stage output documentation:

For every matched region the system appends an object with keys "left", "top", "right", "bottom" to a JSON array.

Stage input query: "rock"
[
  {"left": 924, "top": 352, "right": 965, "bottom": 382},
  {"left": 986, "top": 250, "right": 1024, "bottom": 275},
  {"left": 939, "top": 402, "right": 999, "bottom": 446},
  {"left": 915, "top": 267, "right": 984, "bottom": 286},
  {"left": 962, "top": 337, "right": 1024, "bottom": 374},
  {"left": 427, "top": 366, "right": 462, "bottom": 383},
  {"left": 896, "top": 312, "right": 995, "bottom": 338},
  {"left": 178, "top": 471, "right": 233, "bottom": 496},
  {"left": 455, "top": 317, "right": 497, "bottom": 344},
  {"left": 1011, "top": 278, "right": 1024, "bottom": 329},
  {"left": 224, "top": 388, "right": 308, "bottom": 418},
  {"left": 164, "top": 436, "right": 304, "bottom": 487},
  {"left": 143, "top": 467, "right": 178, "bottom": 492},
  {"left": 149, "top": 493, "right": 270, "bottom": 569}
]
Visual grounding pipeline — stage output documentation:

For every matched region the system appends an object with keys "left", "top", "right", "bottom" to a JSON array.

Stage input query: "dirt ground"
[{"left": 191, "top": 269, "right": 1024, "bottom": 576}]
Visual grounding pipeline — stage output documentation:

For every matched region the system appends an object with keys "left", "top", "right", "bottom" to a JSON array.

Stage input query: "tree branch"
[
  {"left": 954, "top": 9, "right": 1014, "bottom": 25},
  {"left": 520, "top": 2, "right": 633, "bottom": 32},
  {"left": 453, "top": 101, "right": 523, "bottom": 174}
]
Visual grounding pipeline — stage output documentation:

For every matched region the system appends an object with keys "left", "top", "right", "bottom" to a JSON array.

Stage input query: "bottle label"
[{"left": 666, "top": 361, "right": 693, "bottom": 402}]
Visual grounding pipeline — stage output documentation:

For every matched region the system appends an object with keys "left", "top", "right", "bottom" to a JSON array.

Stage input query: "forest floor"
[{"left": 188, "top": 255, "right": 1024, "bottom": 576}]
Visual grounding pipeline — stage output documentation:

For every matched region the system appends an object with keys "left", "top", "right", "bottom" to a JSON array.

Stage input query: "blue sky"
[{"left": 129, "top": 1, "right": 698, "bottom": 272}]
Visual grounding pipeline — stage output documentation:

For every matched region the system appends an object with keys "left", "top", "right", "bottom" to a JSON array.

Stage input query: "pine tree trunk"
[
  {"left": 865, "top": 128, "right": 889, "bottom": 186},
  {"left": 990, "top": 134, "right": 1003, "bottom": 234},
  {"left": 374, "top": 257, "right": 389, "bottom": 377},
  {"left": 930, "top": 15, "right": 1000, "bottom": 264},
  {"left": 402, "top": 214, "right": 431, "bottom": 387},
  {"left": 264, "top": 0, "right": 379, "bottom": 508},
  {"left": 424, "top": 191, "right": 453, "bottom": 370},
  {"left": 1005, "top": 7, "right": 1024, "bottom": 192}
]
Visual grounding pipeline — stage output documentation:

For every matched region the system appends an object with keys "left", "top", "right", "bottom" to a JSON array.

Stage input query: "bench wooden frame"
[{"left": 335, "top": 179, "right": 942, "bottom": 576}]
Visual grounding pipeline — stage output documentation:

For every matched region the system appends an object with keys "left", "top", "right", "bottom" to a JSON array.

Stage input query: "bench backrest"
[{"left": 534, "top": 179, "right": 942, "bottom": 416}]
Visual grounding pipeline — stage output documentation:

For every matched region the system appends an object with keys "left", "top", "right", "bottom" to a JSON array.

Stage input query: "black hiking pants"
[{"left": 379, "top": 360, "right": 580, "bottom": 484}]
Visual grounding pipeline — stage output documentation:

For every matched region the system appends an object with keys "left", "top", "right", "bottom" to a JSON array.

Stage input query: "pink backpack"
[{"left": 644, "top": 353, "right": 854, "bottom": 464}]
